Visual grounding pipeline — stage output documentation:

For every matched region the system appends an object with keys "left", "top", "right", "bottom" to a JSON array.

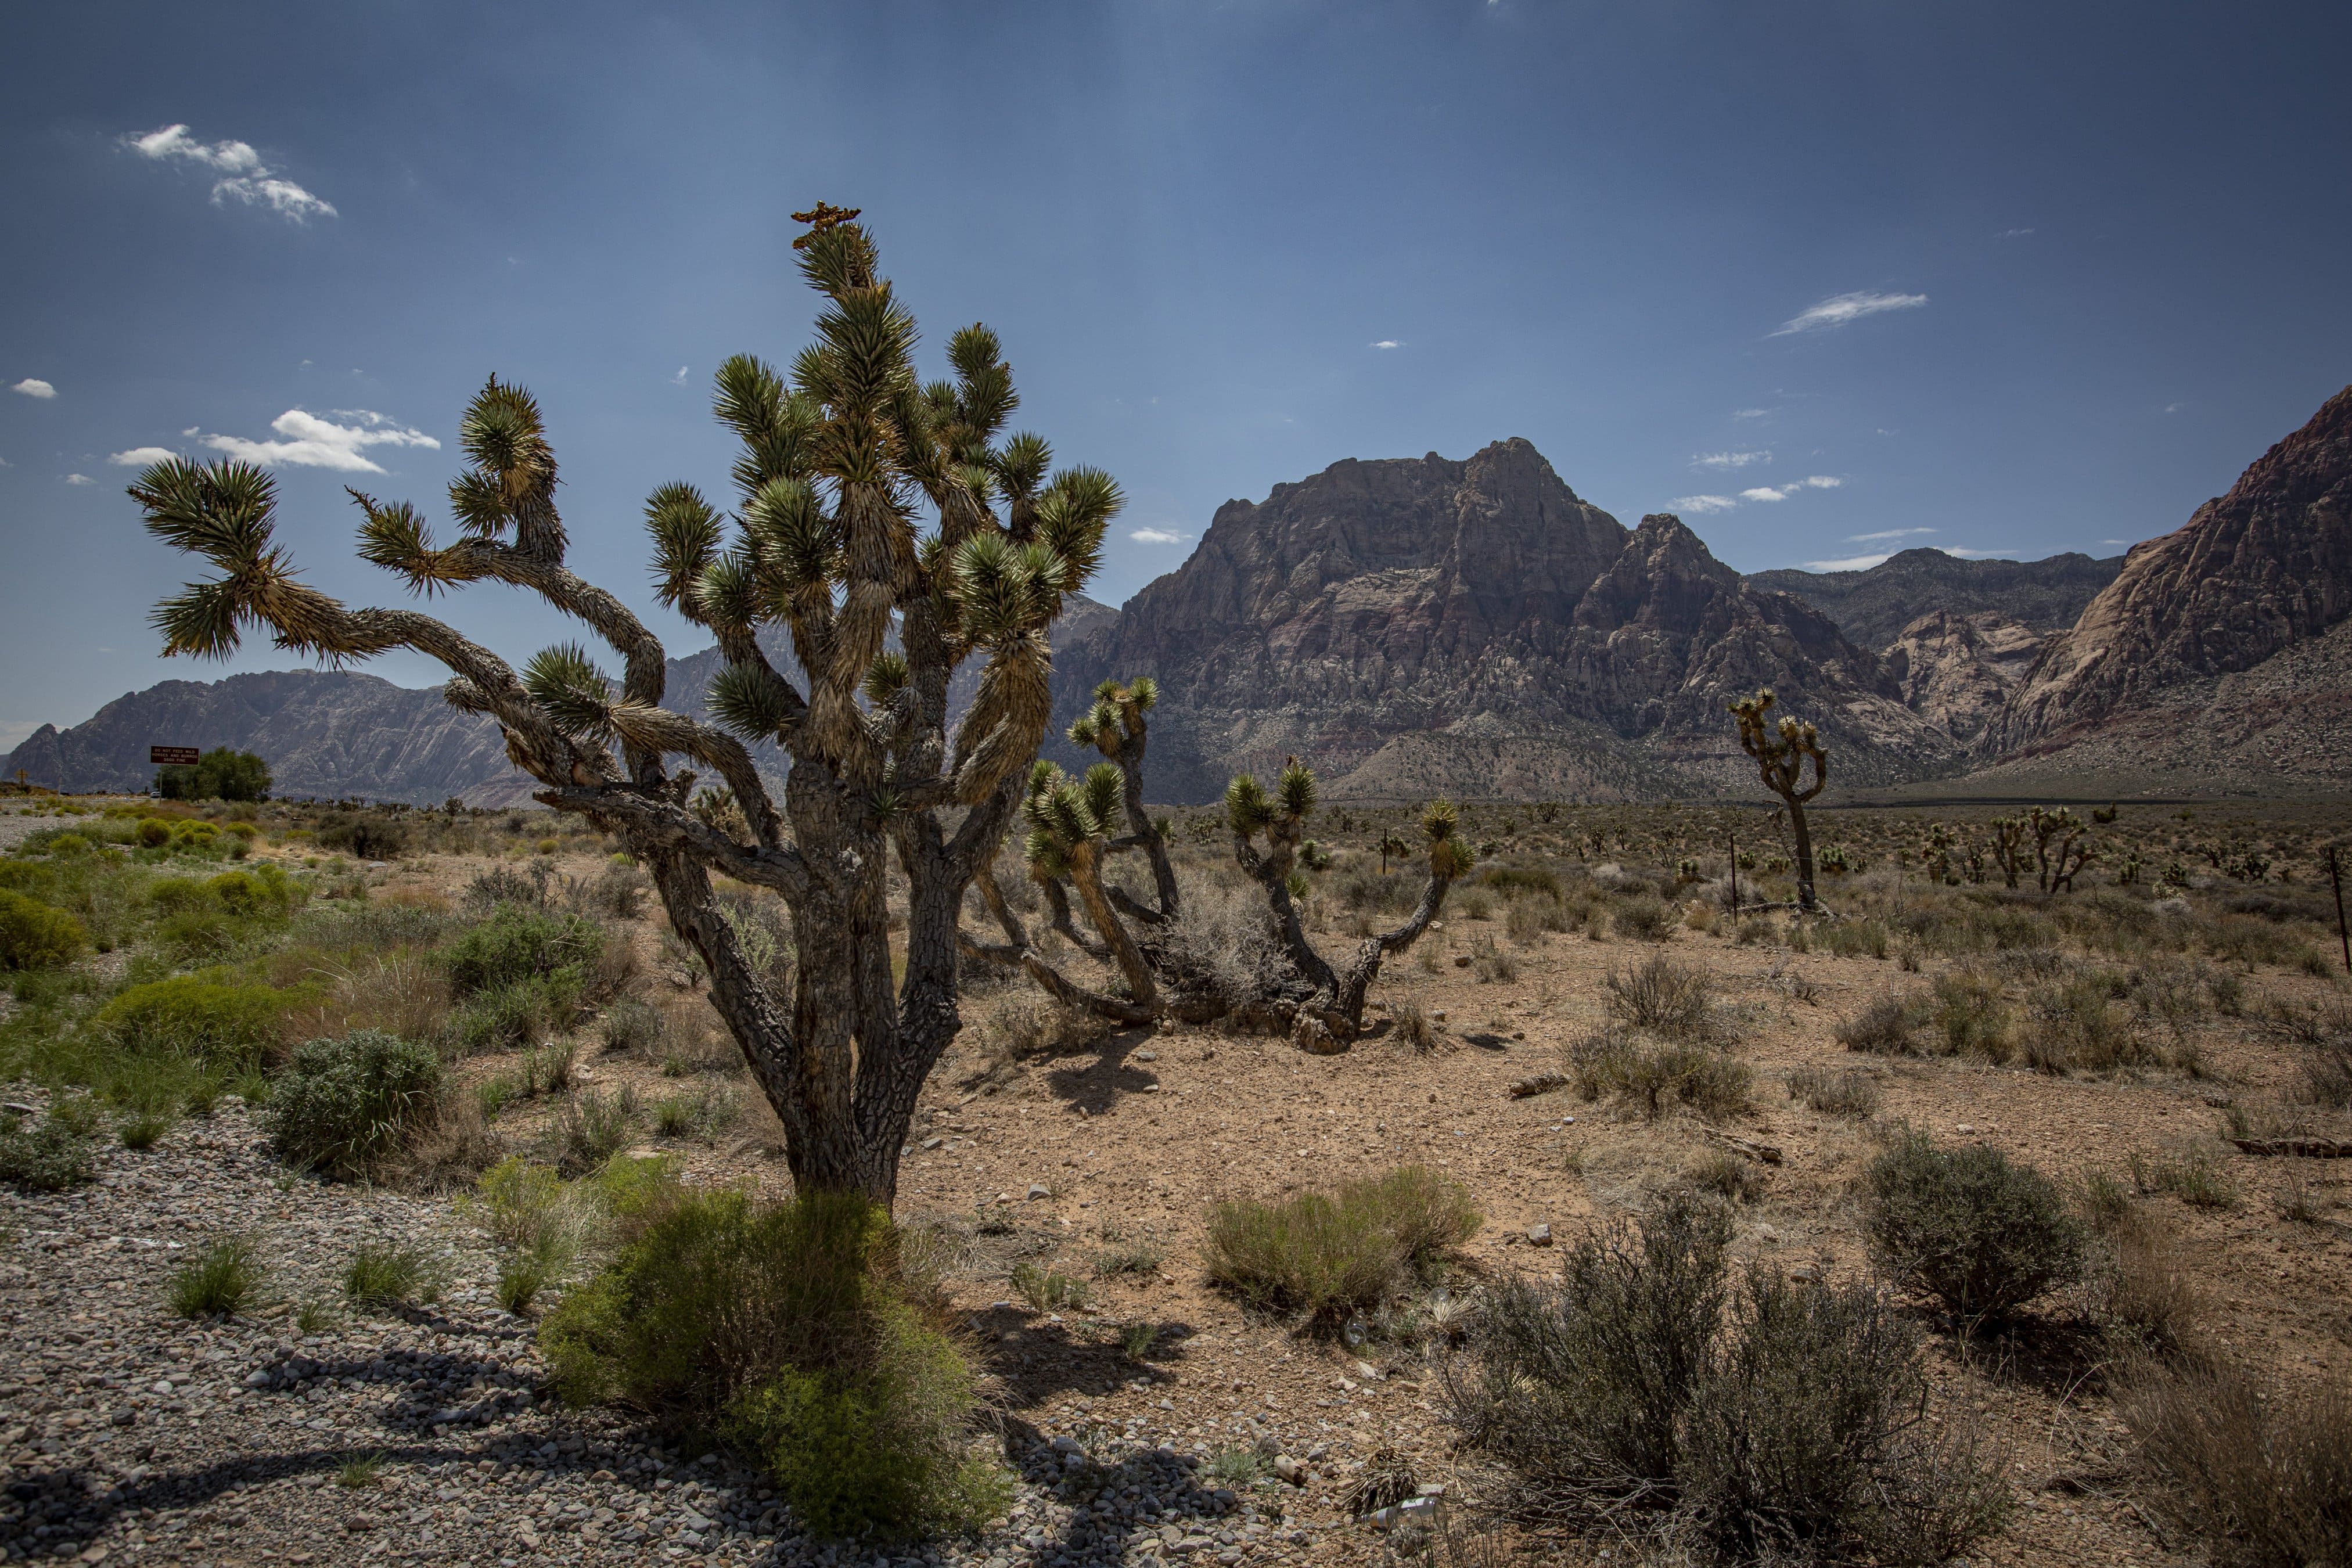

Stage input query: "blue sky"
[{"left": 4, "top": 1, "right": 2349, "bottom": 745}]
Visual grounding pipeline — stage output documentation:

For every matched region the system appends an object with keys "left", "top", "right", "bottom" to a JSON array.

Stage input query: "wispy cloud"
[
  {"left": 2100, "top": 538, "right": 2130, "bottom": 546},
  {"left": 1846, "top": 527, "right": 1933, "bottom": 544},
  {"left": 1805, "top": 553, "right": 1890, "bottom": 571},
  {"left": 1771, "top": 290, "right": 1927, "bottom": 336},
  {"left": 1731, "top": 407, "right": 1771, "bottom": 420},
  {"left": 122, "top": 124, "right": 337, "bottom": 222},
  {"left": 671, "top": 366, "right": 689, "bottom": 386},
  {"left": 1129, "top": 527, "right": 1191, "bottom": 545},
  {"left": 195, "top": 409, "right": 438, "bottom": 473},
  {"left": 1673, "top": 495, "right": 1738, "bottom": 515},
  {"left": 108, "top": 446, "right": 178, "bottom": 467},
  {"left": 10, "top": 378, "right": 55, "bottom": 400},
  {"left": 1999, "top": 227, "right": 2035, "bottom": 239},
  {"left": 1940, "top": 546, "right": 2020, "bottom": 559},
  {"left": 1738, "top": 476, "right": 1843, "bottom": 503},
  {"left": 1693, "top": 449, "right": 1770, "bottom": 470},
  {"left": 2163, "top": 402, "right": 2184, "bottom": 414},
  {"left": 63, "top": 473, "right": 95, "bottom": 485},
  {"left": 1369, "top": 340, "right": 1401, "bottom": 350}
]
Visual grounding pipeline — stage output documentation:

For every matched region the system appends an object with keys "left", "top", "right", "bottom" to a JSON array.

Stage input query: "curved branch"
[
  {"left": 541, "top": 785, "right": 810, "bottom": 901},
  {"left": 956, "top": 930, "right": 1154, "bottom": 1026},
  {"left": 606, "top": 700, "right": 782, "bottom": 848}
]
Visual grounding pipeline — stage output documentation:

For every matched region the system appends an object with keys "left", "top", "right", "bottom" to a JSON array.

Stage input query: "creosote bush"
[
  {"left": 1606, "top": 955, "right": 1713, "bottom": 1037},
  {"left": 0, "top": 889, "right": 86, "bottom": 970},
  {"left": 2117, "top": 1358, "right": 2352, "bottom": 1568},
  {"left": 1204, "top": 1165, "right": 1480, "bottom": 1325},
  {"left": 1786, "top": 1066, "right": 1879, "bottom": 1118},
  {"left": 1860, "top": 1131, "right": 2084, "bottom": 1326},
  {"left": 1568, "top": 1029, "right": 1752, "bottom": 1122},
  {"left": 543, "top": 1181, "right": 1005, "bottom": 1540},
  {"left": 267, "top": 1029, "right": 444, "bottom": 1178},
  {"left": 0, "top": 1109, "right": 98, "bottom": 1192},
  {"left": 1444, "top": 1195, "right": 2008, "bottom": 1563},
  {"left": 93, "top": 976, "right": 288, "bottom": 1066}
]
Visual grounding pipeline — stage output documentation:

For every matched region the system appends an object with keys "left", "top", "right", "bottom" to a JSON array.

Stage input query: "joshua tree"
[
  {"left": 2028, "top": 805, "right": 2094, "bottom": 894},
  {"left": 965, "top": 711, "right": 1471, "bottom": 1040},
  {"left": 134, "top": 210, "right": 1119, "bottom": 1208},
  {"left": 1987, "top": 816, "right": 2029, "bottom": 889},
  {"left": 1730, "top": 689, "right": 1828, "bottom": 909}
]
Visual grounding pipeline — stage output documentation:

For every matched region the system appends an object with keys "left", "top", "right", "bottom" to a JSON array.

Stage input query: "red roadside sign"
[{"left": 150, "top": 746, "right": 200, "bottom": 767}]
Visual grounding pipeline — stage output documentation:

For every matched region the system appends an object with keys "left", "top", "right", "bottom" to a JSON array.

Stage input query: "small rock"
[
  {"left": 1134, "top": 1048, "right": 1157, "bottom": 1062},
  {"left": 1954, "top": 1123, "right": 1975, "bottom": 1134},
  {"left": 1790, "top": 1263, "right": 1823, "bottom": 1283},
  {"left": 1271, "top": 1455, "right": 1304, "bottom": 1484},
  {"left": 922, "top": 1137, "right": 944, "bottom": 1150},
  {"left": 1452, "top": 955, "right": 1472, "bottom": 968},
  {"left": 1526, "top": 1223, "right": 1553, "bottom": 1247},
  {"left": 1027, "top": 1184, "right": 1051, "bottom": 1200}
]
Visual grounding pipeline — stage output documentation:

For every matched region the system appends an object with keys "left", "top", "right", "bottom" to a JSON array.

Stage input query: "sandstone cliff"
[{"left": 1747, "top": 548, "right": 2120, "bottom": 650}]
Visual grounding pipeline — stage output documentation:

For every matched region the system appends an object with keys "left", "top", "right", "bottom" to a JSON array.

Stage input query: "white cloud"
[
  {"left": 0, "top": 456, "right": 10, "bottom": 467},
  {"left": 108, "top": 446, "right": 178, "bottom": 467},
  {"left": 1940, "top": 546, "right": 2020, "bottom": 559},
  {"left": 1129, "top": 527, "right": 1191, "bottom": 545},
  {"left": 1369, "top": 340, "right": 1401, "bottom": 350},
  {"left": 121, "top": 123, "right": 336, "bottom": 223},
  {"left": 1771, "top": 290, "right": 1928, "bottom": 336},
  {"left": 1738, "top": 474, "right": 1842, "bottom": 504},
  {"left": 1740, "top": 485, "right": 1792, "bottom": 503},
  {"left": 1999, "top": 227, "right": 2035, "bottom": 238},
  {"left": 2100, "top": 538, "right": 2129, "bottom": 545},
  {"left": 63, "top": 473, "right": 95, "bottom": 485},
  {"left": 1693, "top": 449, "right": 1770, "bottom": 469},
  {"left": 1731, "top": 407, "right": 1771, "bottom": 420},
  {"left": 671, "top": 366, "right": 689, "bottom": 386},
  {"left": 1805, "top": 553, "right": 1891, "bottom": 571},
  {"left": 1673, "top": 495, "right": 1738, "bottom": 515},
  {"left": 196, "top": 408, "right": 438, "bottom": 473},
  {"left": 1800, "top": 474, "right": 1840, "bottom": 489},
  {"left": 10, "top": 378, "right": 55, "bottom": 399},
  {"left": 1847, "top": 527, "right": 1933, "bottom": 544},
  {"left": 2163, "top": 402, "right": 2184, "bottom": 413}
]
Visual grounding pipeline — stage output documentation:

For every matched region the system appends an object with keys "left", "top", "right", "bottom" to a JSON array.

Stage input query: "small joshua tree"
[
  {"left": 1730, "top": 689, "right": 1828, "bottom": 909},
  {"left": 2029, "top": 805, "right": 2094, "bottom": 894},
  {"left": 135, "top": 208, "right": 1119, "bottom": 1208},
  {"left": 1987, "top": 816, "right": 2029, "bottom": 890},
  {"left": 966, "top": 711, "right": 1471, "bottom": 1040}
]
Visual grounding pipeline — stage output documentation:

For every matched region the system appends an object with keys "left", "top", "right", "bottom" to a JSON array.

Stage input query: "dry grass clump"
[
  {"left": 1204, "top": 1165, "right": 1480, "bottom": 1325},
  {"left": 1470, "top": 933, "right": 1519, "bottom": 983},
  {"left": 2129, "top": 1143, "right": 2238, "bottom": 1210},
  {"left": 1391, "top": 1001, "right": 1440, "bottom": 1052},
  {"left": 1158, "top": 873, "right": 1289, "bottom": 1006},
  {"left": 972, "top": 987, "right": 1101, "bottom": 1074},
  {"left": 2022, "top": 974, "right": 2159, "bottom": 1074},
  {"left": 1606, "top": 954, "right": 1713, "bottom": 1037},
  {"left": 2091, "top": 1207, "right": 2206, "bottom": 1357},
  {"left": 1684, "top": 1150, "right": 1768, "bottom": 1205},
  {"left": 1612, "top": 894, "right": 1676, "bottom": 943},
  {"left": 1786, "top": 1065, "right": 1880, "bottom": 1118},
  {"left": 1443, "top": 1194, "right": 2009, "bottom": 1562},
  {"left": 1836, "top": 992, "right": 1920, "bottom": 1055},
  {"left": 1569, "top": 1028, "right": 1752, "bottom": 1123},
  {"left": 2117, "top": 1358, "right": 2352, "bottom": 1567}
]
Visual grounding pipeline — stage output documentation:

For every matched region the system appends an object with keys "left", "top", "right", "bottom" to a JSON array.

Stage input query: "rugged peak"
[{"left": 1990, "top": 384, "right": 2352, "bottom": 754}]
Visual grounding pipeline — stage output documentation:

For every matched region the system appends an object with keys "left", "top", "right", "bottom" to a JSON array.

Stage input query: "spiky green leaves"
[
  {"left": 352, "top": 492, "right": 481, "bottom": 598},
  {"left": 1069, "top": 677, "right": 1159, "bottom": 760},
  {"left": 992, "top": 433, "right": 1051, "bottom": 515},
  {"left": 1032, "top": 466, "right": 1120, "bottom": 593},
  {"left": 1277, "top": 759, "right": 1318, "bottom": 821},
  {"left": 1421, "top": 800, "right": 1460, "bottom": 844},
  {"left": 1226, "top": 775, "right": 1272, "bottom": 837},
  {"left": 1020, "top": 761, "right": 1123, "bottom": 881},
  {"left": 523, "top": 643, "right": 615, "bottom": 741},
  {"left": 1429, "top": 833, "right": 1476, "bottom": 882},
  {"left": 132, "top": 458, "right": 303, "bottom": 658},
  {"left": 951, "top": 533, "right": 1063, "bottom": 647},
  {"left": 691, "top": 550, "right": 762, "bottom": 635},
  {"left": 706, "top": 663, "right": 799, "bottom": 742},
  {"left": 646, "top": 484, "right": 722, "bottom": 614},
  {"left": 713, "top": 355, "right": 820, "bottom": 500},
  {"left": 863, "top": 650, "right": 909, "bottom": 707},
  {"left": 452, "top": 377, "right": 556, "bottom": 537},
  {"left": 741, "top": 477, "right": 835, "bottom": 605}
]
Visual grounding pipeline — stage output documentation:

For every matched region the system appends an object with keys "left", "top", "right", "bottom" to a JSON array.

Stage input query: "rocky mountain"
[
  {"left": 1746, "top": 548, "right": 2121, "bottom": 650},
  {"left": 1880, "top": 610, "right": 2045, "bottom": 747},
  {"left": 1977, "top": 384, "right": 2352, "bottom": 789},
  {"left": 2, "top": 671, "right": 533, "bottom": 805},
  {"left": 6, "top": 595, "right": 1123, "bottom": 805},
  {"left": 1053, "top": 439, "right": 1957, "bottom": 801}
]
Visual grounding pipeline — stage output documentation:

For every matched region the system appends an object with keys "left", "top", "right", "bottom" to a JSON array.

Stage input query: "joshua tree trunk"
[
  {"left": 1731, "top": 689, "right": 1828, "bottom": 912},
  {"left": 135, "top": 208, "right": 1120, "bottom": 1210}
]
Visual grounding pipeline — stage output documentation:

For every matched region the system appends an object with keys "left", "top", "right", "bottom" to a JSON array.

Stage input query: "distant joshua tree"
[
  {"left": 133, "top": 207, "right": 1120, "bottom": 1209},
  {"left": 1731, "top": 688, "right": 1828, "bottom": 909}
]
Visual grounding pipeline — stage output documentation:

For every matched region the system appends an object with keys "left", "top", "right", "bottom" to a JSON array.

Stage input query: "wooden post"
[
  {"left": 1728, "top": 833, "right": 1739, "bottom": 915},
  {"left": 2330, "top": 846, "right": 2350, "bottom": 978}
]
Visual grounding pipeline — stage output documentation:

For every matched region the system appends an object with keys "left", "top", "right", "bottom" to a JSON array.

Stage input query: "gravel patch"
[{"left": 0, "top": 1097, "right": 1297, "bottom": 1568}]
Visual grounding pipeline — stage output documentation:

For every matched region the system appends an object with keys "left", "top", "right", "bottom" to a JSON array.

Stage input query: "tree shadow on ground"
[{"left": 1043, "top": 1030, "right": 1166, "bottom": 1116}]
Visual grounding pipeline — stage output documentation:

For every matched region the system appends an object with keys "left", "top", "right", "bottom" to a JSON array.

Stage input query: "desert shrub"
[
  {"left": 1613, "top": 895, "right": 1675, "bottom": 943},
  {"left": 1453, "top": 886, "right": 1497, "bottom": 922},
  {"left": 601, "top": 998, "right": 666, "bottom": 1055},
  {"left": 449, "top": 975, "right": 576, "bottom": 1053},
  {"left": 547, "top": 1086, "right": 639, "bottom": 1175},
  {"left": 153, "top": 747, "right": 271, "bottom": 802},
  {"left": 1204, "top": 1164, "right": 1479, "bottom": 1324},
  {"left": 1157, "top": 875, "right": 1288, "bottom": 1005},
  {"left": 267, "top": 1029, "right": 444, "bottom": 1177},
  {"left": 94, "top": 976, "right": 287, "bottom": 1066},
  {"left": 314, "top": 811, "right": 410, "bottom": 861},
  {"left": 2129, "top": 1145, "right": 2237, "bottom": 1210},
  {"left": 1605, "top": 955, "right": 1712, "bottom": 1037},
  {"left": 1818, "top": 918, "right": 1891, "bottom": 961},
  {"left": 972, "top": 987, "right": 1100, "bottom": 1067},
  {"left": 344, "top": 1240, "right": 442, "bottom": 1307},
  {"left": 1787, "top": 1066, "right": 1879, "bottom": 1117},
  {"left": 0, "top": 1109, "right": 98, "bottom": 1192},
  {"left": 1391, "top": 1001, "right": 1438, "bottom": 1052},
  {"left": 445, "top": 904, "right": 605, "bottom": 996},
  {"left": 1927, "top": 968, "right": 2011, "bottom": 1060},
  {"left": 1470, "top": 933, "right": 1518, "bottom": 983},
  {"left": 2022, "top": 975, "right": 2153, "bottom": 1074},
  {"left": 1685, "top": 1151, "right": 1768, "bottom": 1204},
  {"left": 1010, "top": 1260, "right": 1093, "bottom": 1311},
  {"left": 1836, "top": 992, "right": 1919, "bottom": 1055},
  {"left": 1445, "top": 1194, "right": 1731, "bottom": 1510},
  {"left": 463, "top": 863, "right": 546, "bottom": 912},
  {"left": 1680, "top": 1267, "right": 2010, "bottom": 1565},
  {"left": 2117, "top": 1359, "right": 2352, "bottom": 1568},
  {"left": 1505, "top": 894, "right": 1567, "bottom": 945},
  {"left": 652, "top": 1083, "right": 739, "bottom": 1143},
  {"left": 543, "top": 1186, "right": 1002, "bottom": 1539},
  {"left": 1567, "top": 1030, "right": 1751, "bottom": 1121},
  {"left": 0, "top": 889, "right": 85, "bottom": 970},
  {"left": 1860, "top": 1131, "right": 2084, "bottom": 1326},
  {"left": 168, "top": 1235, "right": 264, "bottom": 1317},
  {"left": 2095, "top": 1210, "right": 2204, "bottom": 1356}
]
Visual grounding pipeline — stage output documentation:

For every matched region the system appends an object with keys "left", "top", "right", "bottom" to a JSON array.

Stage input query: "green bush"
[
  {"left": 450, "top": 976, "right": 576, "bottom": 1052},
  {"left": 1567, "top": 1029, "right": 1751, "bottom": 1121},
  {"left": 0, "top": 1110, "right": 98, "bottom": 1191},
  {"left": 445, "top": 904, "right": 603, "bottom": 996},
  {"left": 0, "top": 889, "right": 85, "bottom": 970},
  {"left": 1203, "top": 1164, "right": 1480, "bottom": 1323},
  {"left": 93, "top": 975, "right": 287, "bottom": 1064},
  {"left": 542, "top": 1185, "right": 1002, "bottom": 1540},
  {"left": 267, "top": 1030, "right": 444, "bottom": 1177},
  {"left": 153, "top": 747, "right": 271, "bottom": 801},
  {"left": 344, "top": 1240, "right": 442, "bottom": 1307},
  {"left": 1860, "top": 1131, "right": 2085, "bottom": 1325}
]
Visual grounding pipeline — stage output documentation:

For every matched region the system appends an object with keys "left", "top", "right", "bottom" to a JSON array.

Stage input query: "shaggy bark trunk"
[
  {"left": 1327, "top": 873, "right": 1453, "bottom": 1030},
  {"left": 1784, "top": 794, "right": 1818, "bottom": 911}
]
